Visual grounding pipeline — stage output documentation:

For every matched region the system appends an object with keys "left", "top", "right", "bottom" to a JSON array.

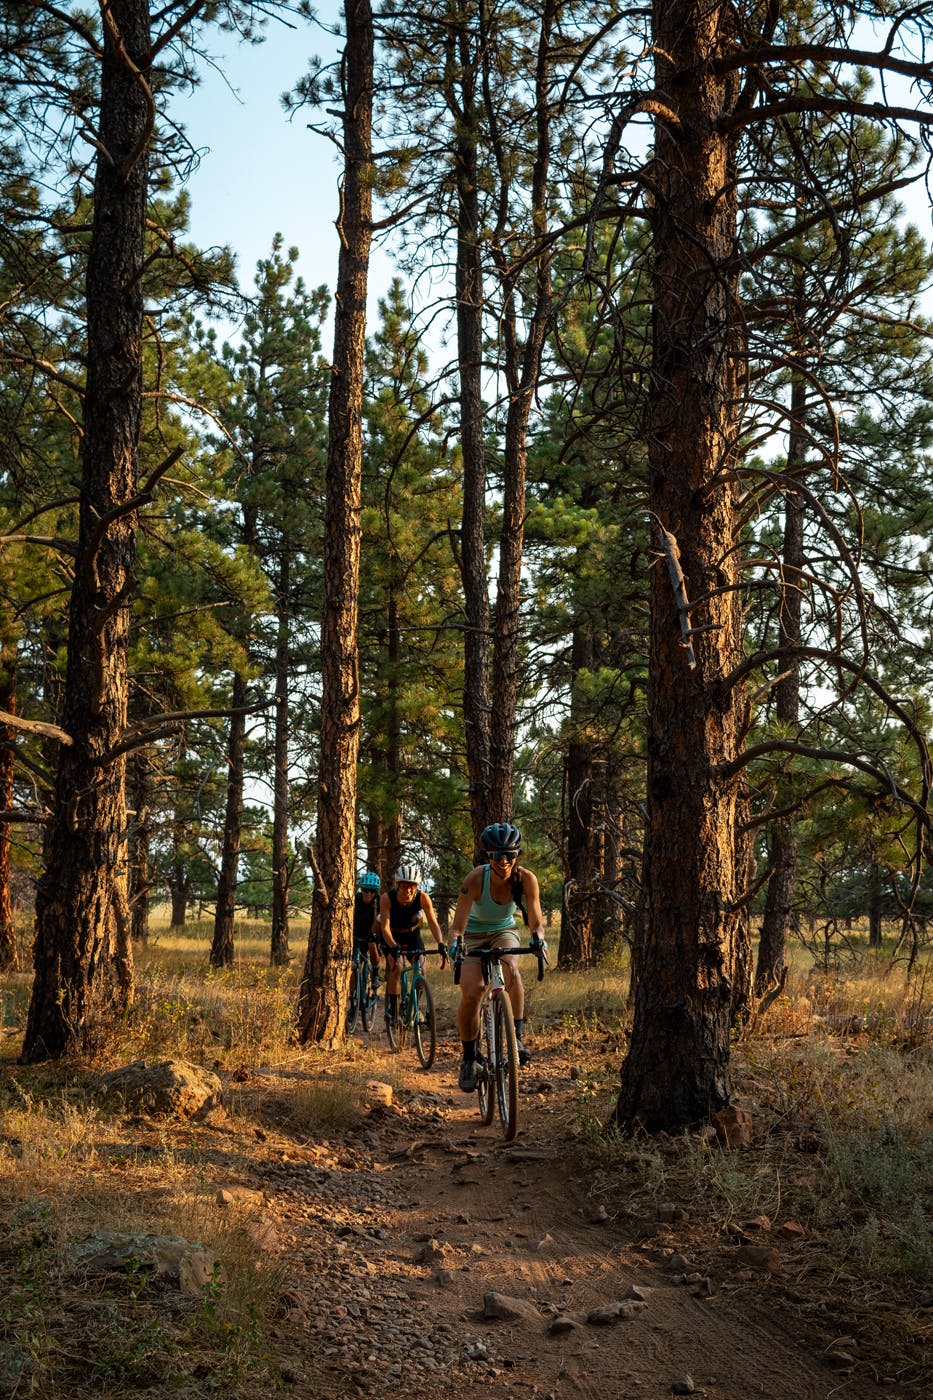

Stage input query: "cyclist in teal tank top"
[{"left": 448, "top": 821, "right": 548, "bottom": 1092}]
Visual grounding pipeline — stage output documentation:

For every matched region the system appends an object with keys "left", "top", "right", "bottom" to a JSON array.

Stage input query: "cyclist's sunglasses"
[{"left": 485, "top": 850, "right": 518, "bottom": 863}]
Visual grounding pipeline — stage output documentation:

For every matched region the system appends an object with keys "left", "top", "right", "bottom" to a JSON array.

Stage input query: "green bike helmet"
[
  {"left": 481, "top": 821, "right": 522, "bottom": 856},
  {"left": 359, "top": 871, "right": 381, "bottom": 890}
]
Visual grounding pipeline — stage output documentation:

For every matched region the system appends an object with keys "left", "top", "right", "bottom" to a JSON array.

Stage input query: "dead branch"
[
  {"left": 0, "top": 709, "right": 72, "bottom": 745},
  {"left": 651, "top": 515, "right": 697, "bottom": 669}
]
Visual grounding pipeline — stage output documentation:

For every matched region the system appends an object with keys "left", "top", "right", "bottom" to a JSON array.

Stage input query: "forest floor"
[{"left": 3, "top": 973, "right": 931, "bottom": 1400}]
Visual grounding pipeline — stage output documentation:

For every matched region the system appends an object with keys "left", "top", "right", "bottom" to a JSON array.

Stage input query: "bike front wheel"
[
  {"left": 412, "top": 976, "right": 436, "bottom": 1069},
  {"left": 476, "top": 993, "right": 496, "bottom": 1126},
  {"left": 385, "top": 1001, "right": 401, "bottom": 1051},
  {"left": 346, "top": 962, "right": 361, "bottom": 1035},
  {"left": 494, "top": 993, "right": 520, "bottom": 1140},
  {"left": 360, "top": 962, "right": 378, "bottom": 1032}
]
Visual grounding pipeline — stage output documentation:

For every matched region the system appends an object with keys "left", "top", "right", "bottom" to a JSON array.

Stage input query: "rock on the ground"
[
  {"left": 483, "top": 1291, "right": 543, "bottom": 1323},
  {"left": 70, "top": 1231, "right": 223, "bottom": 1295},
  {"left": 712, "top": 1104, "right": 752, "bottom": 1147},
  {"left": 92, "top": 1059, "right": 222, "bottom": 1119}
]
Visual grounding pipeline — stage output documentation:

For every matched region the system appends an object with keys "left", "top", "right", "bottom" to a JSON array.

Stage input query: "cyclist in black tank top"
[{"left": 380, "top": 862, "right": 448, "bottom": 1028}]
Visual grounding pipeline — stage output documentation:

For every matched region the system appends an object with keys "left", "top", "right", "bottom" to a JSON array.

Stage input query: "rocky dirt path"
[{"left": 212, "top": 1011, "right": 906, "bottom": 1400}]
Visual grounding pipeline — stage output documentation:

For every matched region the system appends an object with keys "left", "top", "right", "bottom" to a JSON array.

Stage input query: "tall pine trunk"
[
  {"left": 128, "top": 756, "right": 151, "bottom": 944},
  {"left": 449, "top": 17, "right": 492, "bottom": 846},
  {"left": 559, "top": 624, "right": 597, "bottom": 967},
  {"left": 271, "top": 559, "right": 291, "bottom": 965},
  {"left": 22, "top": 0, "right": 151, "bottom": 1062},
  {"left": 617, "top": 0, "right": 745, "bottom": 1131},
  {"left": 211, "top": 669, "right": 247, "bottom": 968},
  {"left": 486, "top": 0, "right": 555, "bottom": 824},
  {"left": 756, "top": 379, "right": 807, "bottom": 992},
  {"left": 297, "top": 0, "right": 372, "bottom": 1044},
  {"left": 0, "top": 643, "right": 19, "bottom": 972}
]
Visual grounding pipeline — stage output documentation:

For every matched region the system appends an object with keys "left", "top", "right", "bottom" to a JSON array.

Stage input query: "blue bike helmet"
[
  {"left": 359, "top": 871, "right": 380, "bottom": 890},
  {"left": 481, "top": 821, "right": 522, "bottom": 855}
]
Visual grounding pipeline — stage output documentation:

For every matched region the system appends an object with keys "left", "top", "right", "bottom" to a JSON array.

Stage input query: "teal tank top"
[{"left": 465, "top": 864, "right": 517, "bottom": 935}]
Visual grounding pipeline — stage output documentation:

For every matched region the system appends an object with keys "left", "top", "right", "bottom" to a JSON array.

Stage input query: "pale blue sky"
[
  {"left": 179, "top": 6, "right": 395, "bottom": 316},
  {"left": 178, "top": 8, "right": 932, "bottom": 339}
]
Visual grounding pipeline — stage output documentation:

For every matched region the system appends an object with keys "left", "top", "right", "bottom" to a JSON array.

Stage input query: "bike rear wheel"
[
  {"left": 360, "top": 962, "right": 378, "bottom": 1032},
  {"left": 476, "top": 993, "right": 496, "bottom": 1125},
  {"left": 494, "top": 993, "right": 520, "bottom": 1140},
  {"left": 412, "top": 976, "right": 436, "bottom": 1069},
  {"left": 346, "top": 961, "right": 361, "bottom": 1035}
]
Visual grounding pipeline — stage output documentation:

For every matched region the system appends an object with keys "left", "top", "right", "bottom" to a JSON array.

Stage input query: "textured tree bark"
[
  {"left": 756, "top": 380, "right": 806, "bottom": 993},
  {"left": 559, "top": 625, "right": 597, "bottom": 968},
  {"left": 271, "top": 557, "right": 291, "bottom": 966},
  {"left": 22, "top": 0, "right": 151, "bottom": 1062},
  {"left": 211, "top": 669, "right": 247, "bottom": 968},
  {"left": 868, "top": 868, "right": 883, "bottom": 949},
  {"left": 169, "top": 866, "right": 190, "bottom": 930},
  {"left": 617, "top": 0, "right": 745, "bottom": 1131},
  {"left": 0, "top": 644, "right": 19, "bottom": 972},
  {"left": 128, "top": 757, "right": 151, "bottom": 944},
  {"left": 110, "top": 865, "right": 134, "bottom": 1010},
  {"left": 296, "top": 0, "right": 372, "bottom": 1045},
  {"left": 449, "top": 19, "right": 492, "bottom": 846},
  {"left": 487, "top": 0, "right": 556, "bottom": 826},
  {"left": 385, "top": 591, "right": 402, "bottom": 872}
]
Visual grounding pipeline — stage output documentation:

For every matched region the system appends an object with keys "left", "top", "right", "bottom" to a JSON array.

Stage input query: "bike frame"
[{"left": 453, "top": 941, "right": 546, "bottom": 1139}]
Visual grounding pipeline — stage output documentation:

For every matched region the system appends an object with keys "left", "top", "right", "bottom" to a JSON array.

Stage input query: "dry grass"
[{"left": 2, "top": 911, "right": 932, "bottom": 1394}]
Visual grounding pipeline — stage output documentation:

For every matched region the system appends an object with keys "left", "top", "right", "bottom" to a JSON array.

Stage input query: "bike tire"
[
  {"left": 412, "top": 976, "right": 436, "bottom": 1069},
  {"left": 346, "top": 963, "right": 361, "bottom": 1035},
  {"left": 476, "top": 994, "right": 496, "bottom": 1126},
  {"left": 385, "top": 1003, "right": 400, "bottom": 1051},
  {"left": 360, "top": 963, "right": 377, "bottom": 1033},
  {"left": 494, "top": 993, "right": 520, "bottom": 1141}
]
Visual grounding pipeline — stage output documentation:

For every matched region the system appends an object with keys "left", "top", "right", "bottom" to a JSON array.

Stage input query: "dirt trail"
[{"left": 225, "top": 1008, "right": 908, "bottom": 1400}]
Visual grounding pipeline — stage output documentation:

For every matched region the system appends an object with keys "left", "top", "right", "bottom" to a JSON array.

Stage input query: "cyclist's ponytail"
[{"left": 511, "top": 868, "right": 529, "bottom": 926}]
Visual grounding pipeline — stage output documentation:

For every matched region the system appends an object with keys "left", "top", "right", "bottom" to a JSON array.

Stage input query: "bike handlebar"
[
  {"left": 385, "top": 945, "right": 448, "bottom": 967},
  {"left": 451, "top": 940, "right": 548, "bottom": 984}
]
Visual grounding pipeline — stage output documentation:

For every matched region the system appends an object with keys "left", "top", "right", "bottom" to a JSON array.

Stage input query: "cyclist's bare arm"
[
  {"left": 419, "top": 891, "right": 446, "bottom": 950},
  {"left": 378, "top": 892, "right": 398, "bottom": 949}
]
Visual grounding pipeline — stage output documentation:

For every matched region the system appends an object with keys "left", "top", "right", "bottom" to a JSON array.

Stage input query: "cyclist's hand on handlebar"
[
  {"left": 530, "top": 932, "right": 549, "bottom": 961},
  {"left": 437, "top": 941, "right": 449, "bottom": 967}
]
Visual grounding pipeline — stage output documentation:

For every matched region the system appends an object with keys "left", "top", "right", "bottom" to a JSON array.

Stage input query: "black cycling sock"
[
  {"left": 461, "top": 1039, "right": 476, "bottom": 1062},
  {"left": 387, "top": 994, "right": 399, "bottom": 1017},
  {"left": 514, "top": 1019, "right": 524, "bottom": 1039}
]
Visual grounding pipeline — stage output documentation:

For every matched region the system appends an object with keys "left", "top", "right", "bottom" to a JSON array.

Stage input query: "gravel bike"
[
  {"left": 384, "top": 947, "right": 445, "bottom": 1068},
  {"left": 346, "top": 946, "right": 380, "bottom": 1034},
  {"left": 452, "top": 939, "right": 547, "bottom": 1141}
]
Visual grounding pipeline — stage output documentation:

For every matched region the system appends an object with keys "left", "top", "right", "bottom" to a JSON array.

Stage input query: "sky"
[
  {"left": 177, "top": 6, "right": 933, "bottom": 343},
  {"left": 178, "top": 6, "right": 396, "bottom": 332}
]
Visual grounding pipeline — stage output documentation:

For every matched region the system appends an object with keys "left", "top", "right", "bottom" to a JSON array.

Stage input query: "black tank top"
[{"left": 387, "top": 888, "right": 424, "bottom": 947}]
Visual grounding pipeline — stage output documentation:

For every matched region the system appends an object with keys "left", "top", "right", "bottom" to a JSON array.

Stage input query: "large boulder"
[
  {"left": 92, "top": 1058, "right": 223, "bottom": 1119},
  {"left": 70, "top": 1232, "right": 223, "bottom": 1296}
]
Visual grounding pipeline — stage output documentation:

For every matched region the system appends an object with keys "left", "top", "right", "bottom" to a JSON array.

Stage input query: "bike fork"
[{"left": 484, "top": 994, "right": 497, "bottom": 1072}]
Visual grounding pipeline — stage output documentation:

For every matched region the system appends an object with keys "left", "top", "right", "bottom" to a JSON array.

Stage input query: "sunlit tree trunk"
[
  {"left": 211, "top": 669, "right": 247, "bottom": 967},
  {"left": 559, "top": 625, "right": 597, "bottom": 967},
  {"left": 449, "top": 16, "right": 492, "bottom": 847},
  {"left": 297, "top": 0, "right": 372, "bottom": 1044},
  {"left": 271, "top": 558, "right": 291, "bottom": 965},
  {"left": 128, "top": 756, "right": 151, "bottom": 945},
  {"left": 0, "top": 643, "right": 19, "bottom": 972},
  {"left": 617, "top": 0, "right": 745, "bottom": 1130},
  {"left": 486, "top": 0, "right": 556, "bottom": 825},
  {"left": 22, "top": 0, "right": 151, "bottom": 1062},
  {"left": 756, "top": 378, "right": 807, "bottom": 992}
]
